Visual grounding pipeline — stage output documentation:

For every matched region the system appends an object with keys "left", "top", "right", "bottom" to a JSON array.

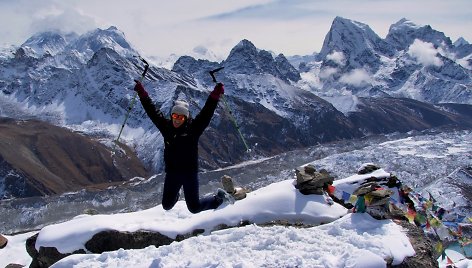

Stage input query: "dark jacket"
[{"left": 140, "top": 95, "right": 218, "bottom": 173}]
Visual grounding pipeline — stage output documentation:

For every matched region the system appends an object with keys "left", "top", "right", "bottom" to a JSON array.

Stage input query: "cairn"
[
  {"left": 352, "top": 180, "right": 398, "bottom": 219},
  {"left": 294, "top": 164, "right": 334, "bottom": 195}
]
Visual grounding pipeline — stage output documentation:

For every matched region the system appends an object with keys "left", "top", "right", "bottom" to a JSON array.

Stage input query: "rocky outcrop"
[{"left": 26, "top": 234, "right": 85, "bottom": 268}]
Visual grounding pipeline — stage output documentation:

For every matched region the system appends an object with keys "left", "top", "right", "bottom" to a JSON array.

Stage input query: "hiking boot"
[{"left": 216, "top": 188, "right": 235, "bottom": 205}]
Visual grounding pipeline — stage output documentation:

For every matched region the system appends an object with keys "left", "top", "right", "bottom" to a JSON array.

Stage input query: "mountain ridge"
[{"left": 0, "top": 17, "right": 471, "bottom": 199}]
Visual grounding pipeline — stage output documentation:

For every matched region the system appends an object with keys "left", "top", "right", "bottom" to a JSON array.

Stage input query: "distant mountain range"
[
  {"left": 0, "top": 17, "right": 471, "bottom": 199},
  {"left": 300, "top": 17, "right": 472, "bottom": 105}
]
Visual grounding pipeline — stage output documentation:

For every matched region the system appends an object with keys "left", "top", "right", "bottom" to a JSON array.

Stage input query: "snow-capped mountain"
[
  {"left": 318, "top": 16, "right": 395, "bottom": 72},
  {"left": 221, "top": 39, "right": 301, "bottom": 82},
  {"left": 385, "top": 18, "right": 452, "bottom": 51},
  {"left": 298, "top": 17, "right": 472, "bottom": 104},
  {"left": 1, "top": 18, "right": 471, "bottom": 199}
]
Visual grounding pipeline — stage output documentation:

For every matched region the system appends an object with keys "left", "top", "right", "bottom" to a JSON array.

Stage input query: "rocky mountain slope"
[{"left": 0, "top": 117, "right": 148, "bottom": 199}]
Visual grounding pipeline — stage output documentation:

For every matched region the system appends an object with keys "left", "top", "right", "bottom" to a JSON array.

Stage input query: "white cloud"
[
  {"left": 339, "top": 68, "right": 372, "bottom": 87},
  {"left": 30, "top": 7, "right": 99, "bottom": 34},
  {"left": 326, "top": 51, "right": 345, "bottom": 66},
  {"left": 407, "top": 39, "right": 443, "bottom": 67},
  {"left": 319, "top": 67, "right": 338, "bottom": 79}
]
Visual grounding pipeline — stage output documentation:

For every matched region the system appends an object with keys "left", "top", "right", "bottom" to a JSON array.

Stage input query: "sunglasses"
[{"left": 171, "top": 113, "right": 187, "bottom": 121}]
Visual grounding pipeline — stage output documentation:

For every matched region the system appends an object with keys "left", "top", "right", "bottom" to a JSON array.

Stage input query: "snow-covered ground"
[
  {"left": 1, "top": 129, "right": 471, "bottom": 267},
  {"left": 2, "top": 172, "right": 415, "bottom": 268},
  {"left": 1, "top": 168, "right": 470, "bottom": 267}
]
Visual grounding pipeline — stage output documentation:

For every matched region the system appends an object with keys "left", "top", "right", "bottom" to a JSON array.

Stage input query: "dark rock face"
[
  {"left": 0, "top": 117, "right": 149, "bottom": 199},
  {"left": 26, "top": 229, "right": 185, "bottom": 267},
  {"left": 26, "top": 234, "right": 86, "bottom": 268},
  {"left": 84, "top": 230, "right": 175, "bottom": 253}
]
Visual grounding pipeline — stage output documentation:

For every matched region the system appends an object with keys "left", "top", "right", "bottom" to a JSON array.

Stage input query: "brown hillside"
[{"left": 0, "top": 117, "right": 149, "bottom": 198}]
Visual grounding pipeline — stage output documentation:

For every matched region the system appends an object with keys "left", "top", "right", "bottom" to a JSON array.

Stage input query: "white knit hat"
[{"left": 171, "top": 100, "right": 189, "bottom": 118}]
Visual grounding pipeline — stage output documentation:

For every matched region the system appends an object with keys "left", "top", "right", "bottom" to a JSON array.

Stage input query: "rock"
[
  {"left": 368, "top": 197, "right": 390, "bottom": 206},
  {"left": 304, "top": 164, "right": 316, "bottom": 174},
  {"left": 358, "top": 163, "right": 380, "bottom": 174},
  {"left": 221, "top": 175, "right": 249, "bottom": 200},
  {"left": 369, "top": 189, "right": 394, "bottom": 198},
  {"left": 0, "top": 233, "right": 8, "bottom": 249},
  {"left": 25, "top": 234, "right": 38, "bottom": 264},
  {"left": 353, "top": 182, "right": 378, "bottom": 196},
  {"left": 350, "top": 179, "right": 399, "bottom": 219},
  {"left": 294, "top": 165, "right": 334, "bottom": 195},
  {"left": 85, "top": 230, "right": 174, "bottom": 253},
  {"left": 83, "top": 208, "right": 99, "bottom": 215},
  {"left": 221, "top": 175, "right": 235, "bottom": 194},
  {"left": 5, "top": 264, "right": 25, "bottom": 268},
  {"left": 294, "top": 166, "right": 316, "bottom": 184},
  {"left": 233, "top": 187, "right": 248, "bottom": 200},
  {"left": 37, "top": 247, "right": 85, "bottom": 268},
  {"left": 26, "top": 233, "right": 85, "bottom": 268}
]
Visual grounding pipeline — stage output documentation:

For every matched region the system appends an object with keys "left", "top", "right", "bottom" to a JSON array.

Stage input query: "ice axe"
[
  {"left": 115, "top": 56, "right": 149, "bottom": 143},
  {"left": 209, "top": 67, "right": 250, "bottom": 153},
  {"left": 210, "top": 66, "right": 224, "bottom": 83}
]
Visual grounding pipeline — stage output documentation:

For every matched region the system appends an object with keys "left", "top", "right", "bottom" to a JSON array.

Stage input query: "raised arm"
[
  {"left": 192, "top": 83, "right": 224, "bottom": 136},
  {"left": 134, "top": 80, "right": 168, "bottom": 132}
]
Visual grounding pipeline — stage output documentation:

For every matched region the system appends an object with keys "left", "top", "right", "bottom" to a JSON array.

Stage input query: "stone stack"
[
  {"left": 294, "top": 164, "right": 334, "bottom": 195},
  {"left": 352, "top": 182, "right": 397, "bottom": 219}
]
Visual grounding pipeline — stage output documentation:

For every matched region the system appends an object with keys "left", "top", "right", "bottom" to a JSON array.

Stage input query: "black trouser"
[{"left": 162, "top": 171, "right": 219, "bottom": 214}]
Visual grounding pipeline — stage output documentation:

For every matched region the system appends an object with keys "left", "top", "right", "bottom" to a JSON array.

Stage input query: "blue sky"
[{"left": 0, "top": 0, "right": 470, "bottom": 60}]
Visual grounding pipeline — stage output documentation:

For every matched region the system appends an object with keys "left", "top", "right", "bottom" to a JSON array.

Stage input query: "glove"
[
  {"left": 133, "top": 80, "right": 148, "bottom": 98},
  {"left": 210, "top": 83, "right": 224, "bottom": 100}
]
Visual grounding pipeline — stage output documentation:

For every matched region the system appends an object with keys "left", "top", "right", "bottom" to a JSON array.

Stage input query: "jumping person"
[{"left": 133, "top": 80, "right": 232, "bottom": 213}]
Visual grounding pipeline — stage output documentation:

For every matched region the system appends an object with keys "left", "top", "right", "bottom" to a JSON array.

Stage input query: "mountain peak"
[
  {"left": 386, "top": 18, "right": 452, "bottom": 51},
  {"left": 21, "top": 30, "right": 77, "bottom": 57},
  {"left": 222, "top": 39, "right": 300, "bottom": 81},
  {"left": 71, "top": 26, "right": 137, "bottom": 60},
  {"left": 319, "top": 17, "right": 395, "bottom": 70},
  {"left": 454, "top": 37, "right": 470, "bottom": 47},
  {"left": 233, "top": 39, "right": 258, "bottom": 53},
  {"left": 389, "top": 18, "right": 422, "bottom": 32},
  {"left": 332, "top": 16, "right": 370, "bottom": 32}
]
